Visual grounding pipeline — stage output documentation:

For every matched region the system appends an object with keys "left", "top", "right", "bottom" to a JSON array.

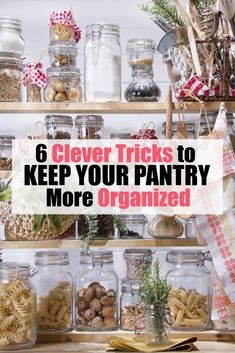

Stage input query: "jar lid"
[
  {"left": 121, "top": 280, "right": 141, "bottom": 292},
  {"left": 86, "top": 23, "right": 120, "bottom": 36},
  {"left": 75, "top": 115, "right": 104, "bottom": 126},
  {"left": 45, "top": 115, "right": 73, "bottom": 126},
  {"left": 120, "top": 214, "right": 148, "bottom": 224},
  {"left": 0, "top": 17, "right": 21, "bottom": 30},
  {"left": 123, "top": 248, "right": 153, "bottom": 259},
  {"left": 166, "top": 250, "right": 204, "bottom": 264},
  {"left": 80, "top": 250, "right": 113, "bottom": 264},
  {"left": 0, "top": 262, "right": 30, "bottom": 276},
  {"left": 48, "top": 41, "right": 78, "bottom": 55},
  {"left": 35, "top": 251, "right": 69, "bottom": 265},
  {"left": 0, "top": 52, "right": 22, "bottom": 65},
  {"left": 0, "top": 135, "right": 15, "bottom": 146},
  {"left": 126, "top": 39, "right": 156, "bottom": 52},
  {"left": 110, "top": 133, "right": 131, "bottom": 139},
  {"left": 46, "top": 67, "right": 80, "bottom": 76}
]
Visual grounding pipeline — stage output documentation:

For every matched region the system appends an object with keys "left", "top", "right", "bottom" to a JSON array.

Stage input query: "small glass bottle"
[
  {"left": 76, "top": 250, "right": 118, "bottom": 331},
  {"left": 123, "top": 249, "right": 153, "bottom": 281},
  {"left": 0, "top": 135, "right": 15, "bottom": 170},
  {"left": 185, "top": 215, "right": 199, "bottom": 239},
  {"left": 120, "top": 280, "right": 145, "bottom": 331},
  {"left": 85, "top": 23, "right": 121, "bottom": 102},
  {"left": 125, "top": 39, "right": 161, "bottom": 102},
  {"left": 45, "top": 115, "right": 73, "bottom": 139},
  {"left": 32, "top": 251, "right": 74, "bottom": 333},
  {"left": 148, "top": 215, "right": 184, "bottom": 239},
  {"left": 75, "top": 115, "right": 104, "bottom": 139},
  {"left": 145, "top": 304, "right": 170, "bottom": 345},
  {"left": 166, "top": 250, "right": 212, "bottom": 331},
  {"left": 0, "top": 17, "right": 24, "bottom": 55},
  {"left": 0, "top": 262, "right": 36, "bottom": 350}
]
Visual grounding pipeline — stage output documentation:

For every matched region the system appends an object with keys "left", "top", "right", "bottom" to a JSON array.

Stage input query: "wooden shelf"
[
  {"left": 0, "top": 238, "right": 201, "bottom": 249},
  {"left": 0, "top": 101, "right": 234, "bottom": 114},
  {"left": 37, "top": 330, "right": 235, "bottom": 343}
]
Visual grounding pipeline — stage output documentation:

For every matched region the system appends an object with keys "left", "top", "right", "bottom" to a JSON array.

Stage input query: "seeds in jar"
[
  {"left": 125, "top": 258, "right": 152, "bottom": 280},
  {"left": 129, "top": 58, "right": 153, "bottom": 66},
  {"left": 168, "top": 287, "right": 209, "bottom": 328},
  {"left": 0, "top": 68, "right": 21, "bottom": 102},
  {"left": 0, "top": 279, "right": 35, "bottom": 347},
  {"left": 76, "top": 282, "right": 117, "bottom": 329},
  {"left": 120, "top": 304, "right": 145, "bottom": 331},
  {"left": 0, "top": 158, "right": 12, "bottom": 170},
  {"left": 37, "top": 282, "right": 72, "bottom": 331},
  {"left": 27, "top": 83, "right": 41, "bottom": 102}
]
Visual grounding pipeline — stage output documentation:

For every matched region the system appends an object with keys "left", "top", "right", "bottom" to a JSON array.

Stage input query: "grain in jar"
[
  {"left": 49, "top": 10, "right": 81, "bottom": 43},
  {"left": 123, "top": 249, "right": 153, "bottom": 280},
  {"left": 0, "top": 53, "right": 22, "bottom": 102}
]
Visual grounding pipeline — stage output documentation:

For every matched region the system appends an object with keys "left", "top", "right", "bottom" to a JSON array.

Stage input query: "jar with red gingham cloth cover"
[
  {"left": 23, "top": 62, "right": 47, "bottom": 102},
  {"left": 49, "top": 10, "right": 81, "bottom": 43}
]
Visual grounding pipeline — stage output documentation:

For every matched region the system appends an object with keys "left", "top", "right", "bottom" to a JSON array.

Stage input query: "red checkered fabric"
[
  {"left": 176, "top": 74, "right": 220, "bottom": 99},
  {"left": 132, "top": 128, "right": 158, "bottom": 139},
  {"left": 49, "top": 10, "right": 81, "bottom": 43},
  {"left": 23, "top": 62, "right": 47, "bottom": 88}
]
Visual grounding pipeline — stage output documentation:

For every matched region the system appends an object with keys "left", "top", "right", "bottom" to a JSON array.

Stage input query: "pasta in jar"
[{"left": 0, "top": 263, "right": 36, "bottom": 350}]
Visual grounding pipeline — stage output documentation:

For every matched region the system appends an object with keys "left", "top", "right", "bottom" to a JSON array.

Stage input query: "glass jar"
[
  {"left": 123, "top": 249, "right": 153, "bottom": 281},
  {"left": 110, "top": 133, "right": 131, "bottom": 139},
  {"left": 75, "top": 115, "right": 104, "bottom": 139},
  {"left": 85, "top": 23, "right": 121, "bottom": 102},
  {"left": 76, "top": 215, "right": 114, "bottom": 240},
  {"left": 166, "top": 251, "right": 212, "bottom": 331},
  {"left": 0, "top": 17, "right": 24, "bottom": 55},
  {"left": 161, "top": 121, "right": 197, "bottom": 139},
  {"left": 44, "top": 67, "right": 82, "bottom": 102},
  {"left": 125, "top": 65, "right": 161, "bottom": 102},
  {"left": 27, "top": 81, "right": 42, "bottom": 102},
  {"left": 185, "top": 215, "right": 199, "bottom": 239},
  {"left": 125, "top": 39, "right": 160, "bottom": 102},
  {"left": 50, "top": 24, "right": 75, "bottom": 43},
  {"left": 0, "top": 262, "right": 36, "bottom": 350},
  {"left": 45, "top": 115, "right": 73, "bottom": 139},
  {"left": 0, "top": 53, "right": 22, "bottom": 102},
  {"left": 118, "top": 215, "right": 148, "bottom": 239},
  {"left": 199, "top": 112, "right": 235, "bottom": 151},
  {"left": 48, "top": 41, "right": 78, "bottom": 68},
  {"left": 148, "top": 215, "right": 184, "bottom": 239},
  {"left": 120, "top": 280, "right": 145, "bottom": 331},
  {"left": 32, "top": 251, "right": 74, "bottom": 333},
  {"left": 0, "top": 135, "right": 15, "bottom": 170},
  {"left": 76, "top": 250, "right": 118, "bottom": 331},
  {"left": 145, "top": 304, "right": 170, "bottom": 345}
]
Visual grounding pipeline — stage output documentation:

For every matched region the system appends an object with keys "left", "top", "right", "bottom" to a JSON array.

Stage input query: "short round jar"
[
  {"left": 48, "top": 41, "right": 78, "bottom": 67},
  {"left": 45, "top": 115, "right": 73, "bottom": 139},
  {"left": 75, "top": 115, "right": 104, "bottom": 139},
  {"left": 118, "top": 214, "right": 147, "bottom": 238}
]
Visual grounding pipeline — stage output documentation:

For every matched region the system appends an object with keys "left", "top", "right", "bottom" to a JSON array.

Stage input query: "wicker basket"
[{"left": 0, "top": 201, "right": 78, "bottom": 240}]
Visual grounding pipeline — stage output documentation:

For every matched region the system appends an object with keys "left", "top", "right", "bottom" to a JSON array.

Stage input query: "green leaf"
[
  {"left": 48, "top": 214, "right": 61, "bottom": 231},
  {"left": 33, "top": 214, "right": 46, "bottom": 233},
  {"left": 0, "top": 188, "right": 12, "bottom": 201}
]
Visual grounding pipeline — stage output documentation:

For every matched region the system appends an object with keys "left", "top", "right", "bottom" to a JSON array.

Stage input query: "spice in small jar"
[
  {"left": 49, "top": 41, "right": 78, "bottom": 67},
  {"left": 75, "top": 115, "right": 104, "bottom": 139},
  {"left": 0, "top": 135, "right": 15, "bottom": 170},
  {"left": 118, "top": 215, "right": 147, "bottom": 239},
  {"left": 44, "top": 67, "right": 82, "bottom": 102},
  {"left": 49, "top": 10, "right": 81, "bottom": 43},
  {"left": 0, "top": 52, "right": 22, "bottom": 102},
  {"left": 23, "top": 62, "right": 47, "bottom": 102},
  {"left": 123, "top": 249, "right": 153, "bottom": 280},
  {"left": 45, "top": 115, "right": 73, "bottom": 139}
]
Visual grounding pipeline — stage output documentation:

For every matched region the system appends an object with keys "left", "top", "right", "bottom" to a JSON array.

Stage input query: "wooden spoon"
[{"left": 218, "top": 0, "right": 235, "bottom": 36}]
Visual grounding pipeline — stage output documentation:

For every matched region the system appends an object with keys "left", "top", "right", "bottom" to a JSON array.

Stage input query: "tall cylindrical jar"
[
  {"left": 0, "top": 17, "right": 24, "bottom": 55},
  {"left": 76, "top": 250, "right": 118, "bottom": 331},
  {"left": 85, "top": 23, "right": 121, "bottom": 102},
  {"left": 166, "top": 251, "right": 212, "bottom": 331},
  {"left": 32, "top": 251, "right": 74, "bottom": 333},
  {"left": 0, "top": 262, "right": 36, "bottom": 350}
]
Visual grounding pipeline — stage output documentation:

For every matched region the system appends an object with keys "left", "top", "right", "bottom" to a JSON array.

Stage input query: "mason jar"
[
  {"left": 161, "top": 121, "right": 197, "bottom": 139},
  {"left": 45, "top": 115, "right": 73, "bottom": 139},
  {"left": 0, "top": 17, "right": 24, "bottom": 55},
  {"left": 76, "top": 250, "right": 118, "bottom": 331},
  {"left": 32, "top": 251, "right": 74, "bottom": 333},
  {"left": 48, "top": 41, "right": 78, "bottom": 68},
  {"left": 123, "top": 249, "right": 153, "bottom": 280},
  {"left": 85, "top": 23, "right": 121, "bottom": 102},
  {"left": 120, "top": 280, "right": 145, "bottom": 331},
  {"left": 0, "top": 135, "right": 15, "bottom": 170},
  {"left": 118, "top": 215, "right": 148, "bottom": 239},
  {"left": 145, "top": 304, "right": 171, "bottom": 345},
  {"left": 166, "top": 251, "right": 212, "bottom": 331},
  {"left": 148, "top": 215, "right": 184, "bottom": 239},
  {"left": 0, "top": 53, "right": 23, "bottom": 102},
  {"left": 75, "top": 115, "right": 104, "bottom": 139},
  {"left": 76, "top": 215, "right": 114, "bottom": 240},
  {"left": 185, "top": 215, "right": 199, "bottom": 239},
  {"left": 44, "top": 67, "right": 82, "bottom": 102},
  {"left": 0, "top": 262, "right": 36, "bottom": 350}
]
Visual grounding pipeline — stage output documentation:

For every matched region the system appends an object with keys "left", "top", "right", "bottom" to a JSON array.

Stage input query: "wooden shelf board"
[
  {"left": 0, "top": 238, "right": 201, "bottom": 249},
  {"left": 0, "top": 101, "right": 233, "bottom": 114},
  {"left": 37, "top": 330, "right": 235, "bottom": 343}
]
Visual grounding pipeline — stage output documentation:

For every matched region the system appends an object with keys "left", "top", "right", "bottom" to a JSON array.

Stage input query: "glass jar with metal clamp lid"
[{"left": 0, "top": 135, "right": 15, "bottom": 170}]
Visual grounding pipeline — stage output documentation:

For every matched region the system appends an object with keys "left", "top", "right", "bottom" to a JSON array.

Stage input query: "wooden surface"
[
  {"left": 0, "top": 238, "right": 201, "bottom": 249},
  {"left": 0, "top": 101, "right": 234, "bottom": 114},
  {"left": 5, "top": 340, "right": 235, "bottom": 353}
]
